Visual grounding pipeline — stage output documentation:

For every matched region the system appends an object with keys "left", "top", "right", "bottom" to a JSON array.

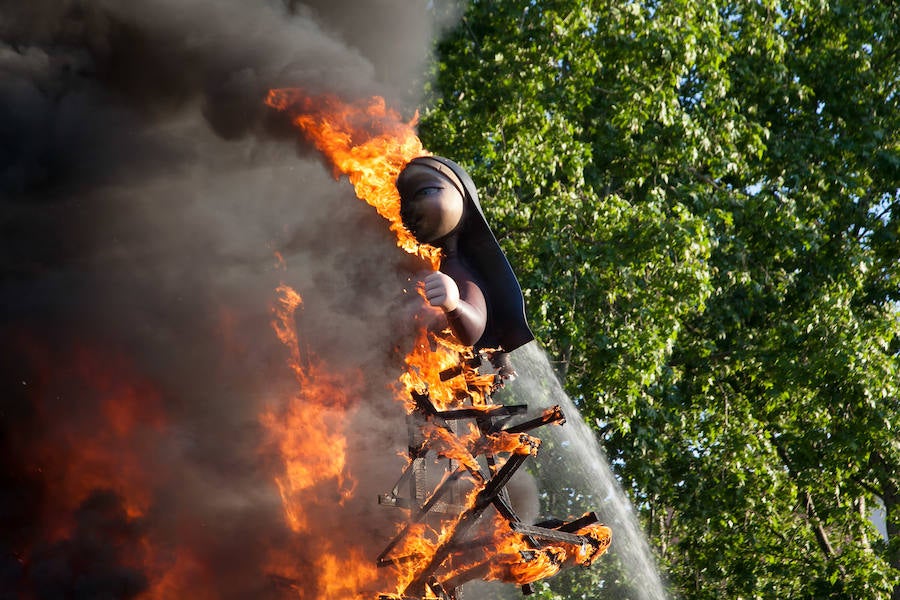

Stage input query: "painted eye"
[{"left": 415, "top": 186, "right": 442, "bottom": 197}]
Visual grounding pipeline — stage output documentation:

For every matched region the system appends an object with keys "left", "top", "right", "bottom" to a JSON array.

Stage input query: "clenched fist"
[{"left": 423, "top": 271, "right": 460, "bottom": 312}]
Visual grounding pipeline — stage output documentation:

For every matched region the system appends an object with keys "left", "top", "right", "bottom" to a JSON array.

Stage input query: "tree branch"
[
  {"left": 772, "top": 437, "right": 846, "bottom": 574},
  {"left": 803, "top": 491, "right": 836, "bottom": 559}
]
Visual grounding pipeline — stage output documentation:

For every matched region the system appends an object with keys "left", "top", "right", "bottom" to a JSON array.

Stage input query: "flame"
[
  {"left": 266, "top": 89, "right": 440, "bottom": 269},
  {"left": 386, "top": 478, "right": 484, "bottom": 595},
  {"left": 400, "top": 329, "right": 491, "bottom": 411},
  {"left": 478, "top": 514, "right": 611, "bottom": 585},
  {"left": 260, "top": 282, "right": 393, "bottom": 597},
  {"left": 473, "top": 518, "right": 559, "bottom": 585},
  {"left": 570, "top": 522, "right": 614, "bottom": 567},
  {"left": 267, "top": 544, "right": 382, "bottom": 600},
  {"left": 480, "top": 431, "right": 541, "bottom": 457},
  {"left": 493, "top": 544, "right": 566, "bottom": 585},
  {"left": 422, "top": 423, "right": 483, "bottom": 475},
  {"left": 261, "top": 284, "right": 355, "bottom": 533},
  {"left": 264, "top": 89, "right": 447, "bottom": 598}
]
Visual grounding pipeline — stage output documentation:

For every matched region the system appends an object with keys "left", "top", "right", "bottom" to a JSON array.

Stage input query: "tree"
[{"left": 419, "top": 0, "right": 899, "bottom": 597}]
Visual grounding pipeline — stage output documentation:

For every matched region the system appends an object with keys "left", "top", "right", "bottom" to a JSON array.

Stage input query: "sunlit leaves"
[{"left": 421, "top": 0, "right": 899, "bottom": 597}]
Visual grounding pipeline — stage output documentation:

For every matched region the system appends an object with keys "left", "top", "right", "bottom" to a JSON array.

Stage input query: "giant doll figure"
[{"left": 396, "top": 156, "right": 533, "bottom": 378}]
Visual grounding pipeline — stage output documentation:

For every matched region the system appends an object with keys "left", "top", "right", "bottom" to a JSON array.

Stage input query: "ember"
[{"left": 266, "top": 89, "right": 611, "bottom": 599}]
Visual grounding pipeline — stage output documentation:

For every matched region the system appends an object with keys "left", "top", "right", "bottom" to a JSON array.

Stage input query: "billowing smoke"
[{"left": 1, "top": 1, "right": 459, "bottom": 597}]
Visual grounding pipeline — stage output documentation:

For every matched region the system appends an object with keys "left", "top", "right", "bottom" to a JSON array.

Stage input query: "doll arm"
[{"left": 423, "top": 271, "right": 487, "bottom": 346}]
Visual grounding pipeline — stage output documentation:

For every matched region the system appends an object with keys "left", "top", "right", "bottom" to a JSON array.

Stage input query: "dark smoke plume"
[{"left": 1, "top": 1, "right": 460, "bottom": 597}]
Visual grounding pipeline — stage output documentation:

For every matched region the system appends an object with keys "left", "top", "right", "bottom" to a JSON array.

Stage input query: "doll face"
[{"left": 397, "top": 164, "right": 464, "bottom": 244}]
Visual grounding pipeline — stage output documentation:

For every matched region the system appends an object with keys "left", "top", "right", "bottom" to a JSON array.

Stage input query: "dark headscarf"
[{"left": 397, "top": 156, "right": 534, "bottom": 353}]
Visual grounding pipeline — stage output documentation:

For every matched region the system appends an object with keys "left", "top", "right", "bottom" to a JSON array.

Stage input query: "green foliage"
[{"left": 420, "top": 0, "right": 900, "bottom": 597}]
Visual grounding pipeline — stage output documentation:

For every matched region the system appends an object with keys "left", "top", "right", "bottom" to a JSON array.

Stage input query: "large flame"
[
  {"left": 266, "top": 89, "right": 440, "bottom": 269},
  {"left": 260, "top": 283, "right": 388, "bottom": 597},
  {"left": 261, "top": 284, "right": 354, "bottom": 533}
]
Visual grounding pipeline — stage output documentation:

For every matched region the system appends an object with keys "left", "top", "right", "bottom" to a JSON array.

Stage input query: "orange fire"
[
  {"left": 466, "top": 514, "right": 612, "bottom": 586},
  {"left": 569, "top": 522, "right": 614, "bottom": 567},
  {"left": 400, "top": 329, "right": 486, "bottom": 411},
  {"left": 266, "top": 543, "right": 382, "bottom": 600},
  {"left": 260, "top": 281, "right": 394, "bottom": 598},
  {"left": 486, "top": 519, "right": 567, "bottom": 585},
  {"left": 266, "top": 89, "right": 440, "bottom": 269},
  {"left": 261, "top": 284, "right": 357, "bottom": 533}
]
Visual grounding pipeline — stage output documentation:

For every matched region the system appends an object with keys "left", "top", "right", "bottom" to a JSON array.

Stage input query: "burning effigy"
[{"left": 265, "top": 89, "right": 611, "bottom": 599}]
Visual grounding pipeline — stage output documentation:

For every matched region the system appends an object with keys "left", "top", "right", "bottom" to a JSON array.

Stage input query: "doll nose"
[{"left": 400, "top": 203, "right": 419, "bottom": 232}]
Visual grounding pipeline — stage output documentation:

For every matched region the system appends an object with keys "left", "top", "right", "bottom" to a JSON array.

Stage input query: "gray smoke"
[{"left": 0, "top": 1, "right": 459, "bottom": 597}]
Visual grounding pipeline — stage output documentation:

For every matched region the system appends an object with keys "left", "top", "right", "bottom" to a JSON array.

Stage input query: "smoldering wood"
[{"left": 376, "top": 348, "right": 608, "bottom": 600}]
